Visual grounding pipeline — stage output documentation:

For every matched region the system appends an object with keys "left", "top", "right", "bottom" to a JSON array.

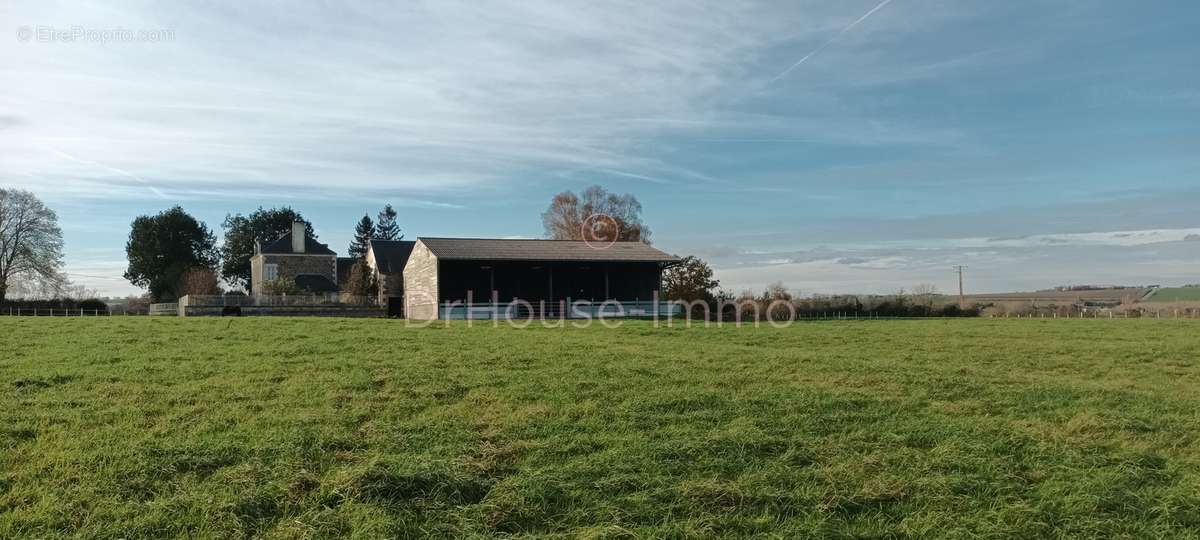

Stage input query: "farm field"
[
  {"left": 1144, "top": 287, "right": 1200, "bottom": 303},
  {"left": 964, "top": 287, "right": 1150, "bottom": 304},
  {"left": 2, "top": 318, "right": 1200, "bottom": 538}
]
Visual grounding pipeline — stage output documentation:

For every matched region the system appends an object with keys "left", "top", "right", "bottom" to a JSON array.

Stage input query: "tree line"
[
  {"left": 123, "top": 204, "right": 406, "bottom": 302},
  {"left": 124, "top": 184, "right": 664, "bottom": 302},
  {"left": 5, "top": 183, "right": 834, "bottom": 314}
]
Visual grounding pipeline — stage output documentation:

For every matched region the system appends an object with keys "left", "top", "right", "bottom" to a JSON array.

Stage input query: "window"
[{"left": 263, "top": 263, "right": 278, "bottom": 281}]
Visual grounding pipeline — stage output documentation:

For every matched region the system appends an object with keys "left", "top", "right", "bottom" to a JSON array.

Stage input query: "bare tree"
[
  {"left": 542, "top": 185, "right": 651, "bottom": 243},
  {"left": 911, "top": 283, "right": 939, "bottom": 310},
  {"left": 0, "top": 189, "right": 65, "bottom": 302},
  {"left": 178, "top": 267, "right": 223, "bottom": 297}
]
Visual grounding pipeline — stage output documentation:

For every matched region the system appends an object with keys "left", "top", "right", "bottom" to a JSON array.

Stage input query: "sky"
[{"left": 2, "top": 0, "right": 1198, "bottom": 297}]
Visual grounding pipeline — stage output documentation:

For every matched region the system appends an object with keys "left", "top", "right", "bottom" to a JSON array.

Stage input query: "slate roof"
[
  {"left": 259, "top": 232, "right": 336, "bottom": 255},
  {"left": 369, "top": 240, "right": 416, "bottom": 273},
  {"left": 294, "top": 274, "right": 339, "bottom": 293},
  {"left": 417, "top": 237, "right": 679, "bottom": 263}
]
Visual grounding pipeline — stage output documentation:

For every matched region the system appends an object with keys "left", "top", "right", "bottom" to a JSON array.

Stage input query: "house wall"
[
  {"left": 364, "top": 246, "right": 402, "bottom": 304},
  {"left": 250, "top": 254, "right": 264, "bottom": 294},
  {"left": 252, "top": 253, "right": 336, "bottom": 294},
  {"left": 403, "top": 241, "right": 439, "bottom": 320}
]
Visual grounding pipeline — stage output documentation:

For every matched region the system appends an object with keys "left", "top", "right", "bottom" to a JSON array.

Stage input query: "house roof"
[
  {"left": 294, "top": 274, "right": 339, "bottom": 293},
  {"left": 417, "top": 237, "right": 679, "bottom": 263},
  {"left": 259, "top": 232, "right": 336, "bottom": 255},
  {"left": 369, "top": 239, "right": 416, "bottom": 273}
]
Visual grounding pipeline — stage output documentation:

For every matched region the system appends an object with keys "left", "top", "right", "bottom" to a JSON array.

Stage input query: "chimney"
[{"left": 291, "top": 220, "right": 306, "bottom": 253}]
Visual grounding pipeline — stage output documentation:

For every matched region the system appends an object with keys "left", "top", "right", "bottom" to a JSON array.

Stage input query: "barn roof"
[
  {"left": 369, "top": 240, "right": 416, "bottom": 273},
  {"left": 417, "top": 237, "right": 679, "bottom": 263}
]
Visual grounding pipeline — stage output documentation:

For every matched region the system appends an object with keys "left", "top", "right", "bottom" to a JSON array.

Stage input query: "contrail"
[
  {"left": 770, "top": 0, "right": 894, "bottom": 83},
  {"left": 49, "top": 148, "right": 169, "bottom": 199}
]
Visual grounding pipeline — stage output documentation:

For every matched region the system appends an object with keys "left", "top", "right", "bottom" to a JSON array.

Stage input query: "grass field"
[
  {"left": 3, "top": 318, "right": 1200, "bottom": 538},
  {"left": 1144, "top": 287, "right": 1200, "bottom": 303},
  {"left": 964, "top": 288, "right": 1150, "bottom": 304}
]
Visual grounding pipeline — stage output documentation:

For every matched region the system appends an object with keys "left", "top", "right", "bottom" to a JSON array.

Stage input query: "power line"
[
  {"left": 953, "top": 265, "right": 968, "bottom": 308},
  {"left": 63, "top": 272, "right": 125, "bottom": 281}
]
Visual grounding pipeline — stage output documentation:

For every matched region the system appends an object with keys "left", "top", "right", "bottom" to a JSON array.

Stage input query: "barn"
[{"left": 401, "top": 238, "right": 681, "bottom": 320}]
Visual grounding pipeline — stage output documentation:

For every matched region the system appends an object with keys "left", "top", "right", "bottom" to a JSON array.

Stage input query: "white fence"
[{"left": 3, "top": 307, "right": 112, "bottom": 316}]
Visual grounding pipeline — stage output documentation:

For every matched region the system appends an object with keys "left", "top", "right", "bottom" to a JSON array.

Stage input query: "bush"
[
  {"left": 261, "top": 277, "right": 302, "bottom": 295},
  {"left": 1, "top": 297, "right": 109, "bottom": 314}
]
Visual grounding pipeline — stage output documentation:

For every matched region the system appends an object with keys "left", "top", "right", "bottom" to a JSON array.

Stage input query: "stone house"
[{"left": 249, "top": 220, "right": 340, "bottom": 295}]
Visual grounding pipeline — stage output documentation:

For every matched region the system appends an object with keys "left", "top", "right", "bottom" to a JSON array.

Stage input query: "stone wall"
[
  {"left": 403, "top": 241, "right": 439, "bottom": 320},
  {"left": 181, "top": 304, "right": 385, "bottom": 317}
]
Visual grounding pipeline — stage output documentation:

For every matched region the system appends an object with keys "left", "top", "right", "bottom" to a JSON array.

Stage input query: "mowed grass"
[{"left": 2, "top": 318, "right": 1200, "bottom": 539}]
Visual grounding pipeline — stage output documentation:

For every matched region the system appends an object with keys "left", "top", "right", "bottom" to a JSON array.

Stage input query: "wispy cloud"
[
  {"left": 5, "top": 1, "right": 1198, "bottom": 297},
  {"left": 48, "top": 148, "right": 168, "bottom": 200},
  {"left": 1, "top": 0, "right": 980, "bottom": 205},
  {"left": 769, "top": 0, "right": 894, "bottom": 83}
]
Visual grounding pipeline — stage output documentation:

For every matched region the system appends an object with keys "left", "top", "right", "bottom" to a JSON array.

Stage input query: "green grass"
[
  {"left": 1144, "top": 287, "right": 1200, "bottom": 303},
  {"left": 2, "top": 318, "right": 1200, "bottom": 539}
]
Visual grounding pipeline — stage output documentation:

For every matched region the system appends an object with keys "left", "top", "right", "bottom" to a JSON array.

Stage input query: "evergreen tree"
[
  {"left": 344, "top": 259, "right": 378, "bottom": 298},
  {"left": 348, "top": 214, "right": 375, "bottom": 259},
  {"left": 375, "top": 204, "right": 402, "bottom": 241}
]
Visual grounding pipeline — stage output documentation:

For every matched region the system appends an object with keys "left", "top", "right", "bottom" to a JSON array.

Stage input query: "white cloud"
[
  {"left": 1, "top": 0, "right": 989, "bottom": 202},
  {"left": 707, "top": 227, "right": 1200, "bottom": 295}
]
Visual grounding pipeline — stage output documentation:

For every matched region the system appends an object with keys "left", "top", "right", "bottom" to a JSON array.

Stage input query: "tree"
[
  {"left": 348, "top": 214, "right": 375, "bottom": 259},
  {"left": 375, "top": 204, "right": 402, "bottom": 241},
  {"left": 911, "top": 283, "right": 939, "bottom": 314},
  {"left": 179, "top": 267, "right": 223, "bottom": 296},
  {"left": 663, "top": 256, "right": 720, "bottom": 318},
  {"left": 124, "top": 206, "right": 219, "bottom": 302},
  {"left": 760, "top": 282, "right": 795, "bottom": 322},
  {"left": 0, "top": 189, "right": 65, "bottom": 302},
  {"left": 343, "top": 259, "right": 377, "bottom": 297},
  {"left": 542, "top": 185, "right": 651, "bottom": 243},
  {"left": 220, "top": 207, "right": 313, "bottom": 292}
]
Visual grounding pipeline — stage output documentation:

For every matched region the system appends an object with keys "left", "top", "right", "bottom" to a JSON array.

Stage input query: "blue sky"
[{"left": 3, "top": 0, "right": 1198, "bottom": 297}]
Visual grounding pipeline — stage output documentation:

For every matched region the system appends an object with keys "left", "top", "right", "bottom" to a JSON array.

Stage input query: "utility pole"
[{"left": 953, "top": 265, "right": 968, "bottom": 308}]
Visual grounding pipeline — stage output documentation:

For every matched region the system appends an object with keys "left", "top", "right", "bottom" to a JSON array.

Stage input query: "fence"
[
  {"left": 176, "top": 294, "right": 384, "bottom": 317},
  {"left": 439, "top": 300, "right": 683, "bottom": 320},
  {"left": 179, "top": 294, "right": 379, "bottom": 307},
  {"left": 2, "top": 307, "right": 111, "bottom": 316},
  {"left": 148, "top": 303, "right": 180, "bottom": 316},
  {"left": 990, "top": 309, "right": 1200, "bottom": 319}
]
